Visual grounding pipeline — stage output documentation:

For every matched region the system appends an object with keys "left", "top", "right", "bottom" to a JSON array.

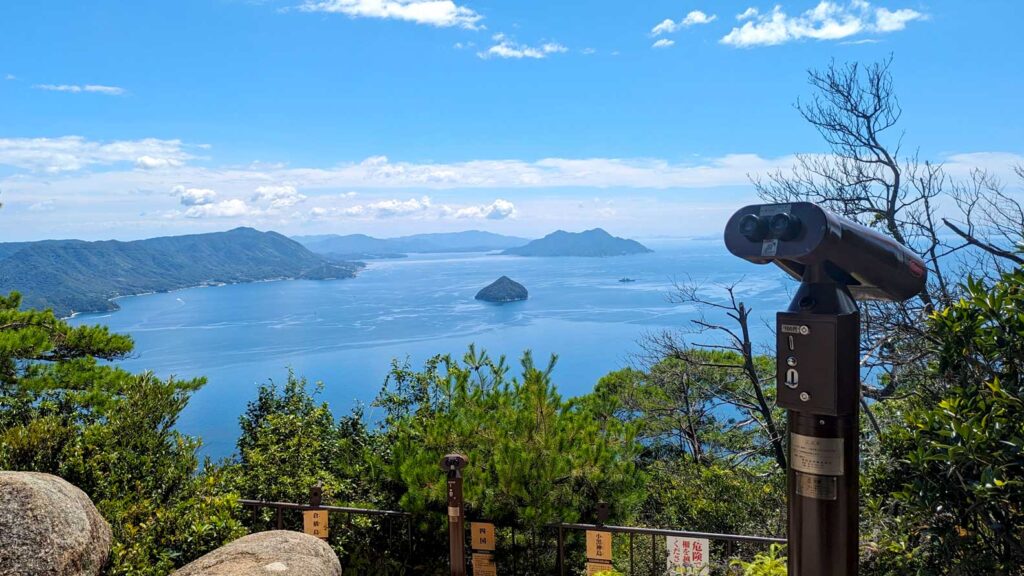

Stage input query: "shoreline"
[{"left": 65, "top": 268, "right": 369, "bottom": 321}]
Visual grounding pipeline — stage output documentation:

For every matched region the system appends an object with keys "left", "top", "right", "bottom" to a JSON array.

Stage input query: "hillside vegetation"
[
  {"left": 0, "top": 228, "right": 362, "bottom": 317},
  {"left": 295, "top": 230, "right": 529, "bottom": 258},
  {"left": 502, "top": 228, "right": 652, "bottom": 257}
]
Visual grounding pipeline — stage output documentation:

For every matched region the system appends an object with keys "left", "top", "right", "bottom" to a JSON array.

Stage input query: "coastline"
[{"left": 63, "top": 267, "right": 367, "bottom": 321}]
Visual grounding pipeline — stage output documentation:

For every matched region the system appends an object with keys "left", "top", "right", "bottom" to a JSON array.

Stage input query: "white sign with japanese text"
[{"left": 666, "top": 537, "right": 709, "bottom": 576}]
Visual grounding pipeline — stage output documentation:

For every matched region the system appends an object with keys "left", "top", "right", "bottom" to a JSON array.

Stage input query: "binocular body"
[{"left": 724, "top": 202, "right": 927, "bottom": 301}]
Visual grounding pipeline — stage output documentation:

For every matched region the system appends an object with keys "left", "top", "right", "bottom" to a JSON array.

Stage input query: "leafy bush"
[
  {"left": 729, "top": 544, "right": 787, "bottom": 576},
  {"left": 865, "top": 269, "right": 1024, "bottom": 574}
]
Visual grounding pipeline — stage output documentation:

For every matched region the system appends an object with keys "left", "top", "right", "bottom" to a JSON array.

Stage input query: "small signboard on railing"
[
  {"left": 585, "top": 530, "right": 614, "bottom": 575},
  {"left": 666, "top": 536, "right": 709, "bottom": 575},
  {"left": 303, "top": 509, "right": 329, "bottom": 540},
  {"left": 586, "top": 530, "right": 613, "bottom": 561},
  {"left": 471, "top": 522, "right": 496, "bottom": 551}
]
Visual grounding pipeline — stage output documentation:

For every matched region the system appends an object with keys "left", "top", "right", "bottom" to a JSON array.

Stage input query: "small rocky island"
[{"left": 475, "top": 276, "right": 528, "bottom": 303}]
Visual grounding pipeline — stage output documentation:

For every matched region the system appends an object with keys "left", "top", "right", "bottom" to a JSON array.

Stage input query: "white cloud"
[
  {"left": 737, "top": 7, "right": 759, "bottom": 20},
  {"left": 651, "top": 19, "right": 678, "bottom": 36},
  {"left": 4, "top": 74, "right": 15, "bottom": 81},
  {"left": 682, "top": 11, "right": 717, "bottom": 26},
  {"left": 174, "top": 186, "right": 218, "bottom": 206},
  {"left": 652, "top": 39, "right": 676, "bottom": 49},
  {"left": 309, "top": 196, "right": 516, "bottom": 221},
  {"left": 251, "top": 184, "right": 307, "bottom": 208},
  {"left": 27, "top": 199, "right": 55, "bottom": 212},
  {"left": 722, "top": 1, "right": 926, "bottom": 47},
  {"left": 136, "top": 155, "right": 185, "bottom": 170},
  {"left": 34, "top": 84, "right": 126, "bottom": 96},
  {"left": 299, "top": 0, "right": 482, "bottom": 29},
  {"left": 0, "top": 136, "right": 192, "bottom": 172},
  {"left": 874, "top": 7, "right": 923, "bottom": 32},
  {"left": 479, "top": 35, "right": 568, "bottom": 59},
  {"left": 651, "top": 10, "right": 718, "bottom": 36},
  {"left": 453, "top": 198, "right": 517, "bottom": 220},
  {"left": 184, "top": 198, "right": 253, "bottom": 219},
  {"left": 366, "top": 195, "right": 432, "bottom": 216}
]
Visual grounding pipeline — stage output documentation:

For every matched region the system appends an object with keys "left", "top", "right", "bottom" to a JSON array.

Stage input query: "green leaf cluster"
[
  {"left": 378, "top": 346, "right": 643, "bottom": 527},
  {"left": 864, "top": 269, "right": 1024, "bottom": 574}
]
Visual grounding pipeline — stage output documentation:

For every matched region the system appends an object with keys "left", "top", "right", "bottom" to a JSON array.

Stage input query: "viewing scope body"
[{"left": 723, "top": 202, "right": 927, "bottom": 300}]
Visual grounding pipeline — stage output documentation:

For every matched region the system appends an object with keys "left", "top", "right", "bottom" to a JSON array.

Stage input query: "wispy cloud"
[
  {"left": 478, "top": 34, "right": 568, "bottom": 59},
  {"left": 34, "top": 84, "right": 127, "bottom": 96},
  {"left": 652, "top": 39, "right": 675, "bottom": 49},
  {"left": 299, "top": 0, "right": 483, "bottom": 29},
  {"left": 252, "top": 184, "right": 307, "bottom": 208},
  {"left": 3, "top": 74, "right": 15, "bottom": 81},
  {"left": 721, "top": 1, "right": 926, "bottom": 47},
  {"left": 651, "top": 10, "right": 718, "bottom": 36},
  {"left": 0, "top": 136, "right": 193, "bottom": 173},
  {"left": 450, "top": 198, "right": 516, "bottom": 220},
  {"left": 308, "top": 195, "right": 517, "bottom": 221}
]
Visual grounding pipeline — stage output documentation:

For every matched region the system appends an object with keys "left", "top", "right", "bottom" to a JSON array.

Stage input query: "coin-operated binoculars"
[
  {"left": 440, "top": 454, "right": 469, "bottom": 576},
  {"left": 724, "top": 202, "right": 926, "bottom": 576}
]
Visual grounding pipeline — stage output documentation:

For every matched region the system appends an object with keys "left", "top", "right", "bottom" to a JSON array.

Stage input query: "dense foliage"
[
  {"left": 865, "top": 269, "right": 1024, "bottom": 575},
  {"left": 0, "top": 293, "right": 243, "bottom": 575}
]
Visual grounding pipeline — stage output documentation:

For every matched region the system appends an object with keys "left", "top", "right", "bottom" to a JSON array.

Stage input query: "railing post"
[
  {"left": 622, "top": 528, "right": 630, "bottom": 573},
  {"left": 650, "top": 533, "right": 656, "bottom": 576},
  {"left": 557, "top": 526, "right": 565, "bottom": 576}
]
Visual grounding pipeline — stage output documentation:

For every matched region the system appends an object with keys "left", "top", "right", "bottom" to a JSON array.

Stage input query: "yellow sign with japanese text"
[
  {"left": 586, "top": 530, "right": 613, "bottom": 561},
  {"left": 471, "top": 522, "right": 496, "bottom": 551},
  {"left": 303, "top": 509, "right": 329, "bottom": 539}
]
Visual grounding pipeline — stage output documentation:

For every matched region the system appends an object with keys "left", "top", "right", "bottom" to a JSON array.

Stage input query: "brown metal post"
[
  {"left": 777, "top": 273, "right": 860, "bottom": 576},
  {"left": 441, "top": 453, "right": 469, "bottom": 576}
]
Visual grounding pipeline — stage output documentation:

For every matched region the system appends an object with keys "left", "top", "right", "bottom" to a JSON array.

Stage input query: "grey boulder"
[
  {"left": 0, "top": 471, "right": 112, "bottom": 576},
  {"left": 172, "top": 530, "right": 342, "bottom": 576}
]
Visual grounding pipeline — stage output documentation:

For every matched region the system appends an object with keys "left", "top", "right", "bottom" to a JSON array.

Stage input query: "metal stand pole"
[
  {"left": 444, "top": 455, "right": 468, "bottom": 576},
  {"left": 777, "top": 268, "right": 860, "bottom": 576}
]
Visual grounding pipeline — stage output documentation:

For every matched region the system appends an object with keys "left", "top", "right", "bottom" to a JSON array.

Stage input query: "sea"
[{"left": 69, "top": 238, "right": 793, "bottom": 458}]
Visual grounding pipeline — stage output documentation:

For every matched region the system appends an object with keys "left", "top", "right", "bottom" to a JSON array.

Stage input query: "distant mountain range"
[
  {"left": 0, "top": 228, "right": 362, "bottom": 317},
  {"left": 293, "top": 230, "right": 530, "bottom": 258},
  {"left": 502, "top": 228, "right": 652, "bottom": 257}
]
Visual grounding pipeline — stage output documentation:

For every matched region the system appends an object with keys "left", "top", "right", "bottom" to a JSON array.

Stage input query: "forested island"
[
  {"left": 475, "top": 276, "right": 528, "bottom": 302},
  {"left": 0, "top": 228, "right": 362, "bottom": 317},
  {"left": 294, "top": 230, "right": 529, "bottom": 259},
  {"left": 502, "top": 228, "right": 652, "bottom": 257}
]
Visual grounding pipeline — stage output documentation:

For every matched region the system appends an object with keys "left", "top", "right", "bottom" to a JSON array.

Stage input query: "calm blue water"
[{"left": 70, "top": 239, "right": 792, "bottom": 458}]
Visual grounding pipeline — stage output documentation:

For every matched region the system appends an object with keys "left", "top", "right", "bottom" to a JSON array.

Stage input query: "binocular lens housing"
[
  {"left": 739, "top": 212, "right": 803, "bottom": 242},
  {"left": 724, "top": 202, "right": 927, "bottom": 302}
]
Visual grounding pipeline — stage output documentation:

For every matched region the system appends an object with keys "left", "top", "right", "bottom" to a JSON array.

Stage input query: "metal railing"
[
  {"left": 551, "top": 522, "right": 785, "bottom": 576},
  {"left": 239, "top": 490, "right": 414, "bottom": 574}
]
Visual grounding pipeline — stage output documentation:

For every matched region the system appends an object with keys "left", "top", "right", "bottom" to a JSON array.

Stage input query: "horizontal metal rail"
[
  {"left": 239, "top": 499, "right": 411, "bottom": 518},
  {"left": 549, "top": 522, "right": 784, "bottom": 545}
]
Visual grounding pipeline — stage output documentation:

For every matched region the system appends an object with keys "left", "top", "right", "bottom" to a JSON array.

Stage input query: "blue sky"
[{"left": 0, "top": 0, "right": 1021, "bottom": 241}]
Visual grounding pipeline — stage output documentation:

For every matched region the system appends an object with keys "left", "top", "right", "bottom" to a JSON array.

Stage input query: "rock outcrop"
[
  {"left": 0, "top": 472, "right": 112, "bottom": 576},
  {"left": 172, "top": 530, "right": 343, "bottom": 576},
  {"left": 475, "top": 276, "right": 528, "bottom": 303}
]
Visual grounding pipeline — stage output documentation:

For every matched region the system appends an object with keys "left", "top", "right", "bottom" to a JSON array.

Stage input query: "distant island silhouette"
[
  {"left": 502, "top": 228, "right": 652, "bottom": 257},
  {"left": 475, "top": 276, "right": 528, "bottom": 303}
]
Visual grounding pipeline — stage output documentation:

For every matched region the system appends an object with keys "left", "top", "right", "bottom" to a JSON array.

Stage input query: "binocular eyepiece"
[
  {"left": 439, "top": 453, "right": 469, "bottom": 472},
  {"left": 738, "top": 212, "right": 802, "bottom": 242},
  {"left": 724, "top": 202, "right": 927, "bottom": 302}
]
